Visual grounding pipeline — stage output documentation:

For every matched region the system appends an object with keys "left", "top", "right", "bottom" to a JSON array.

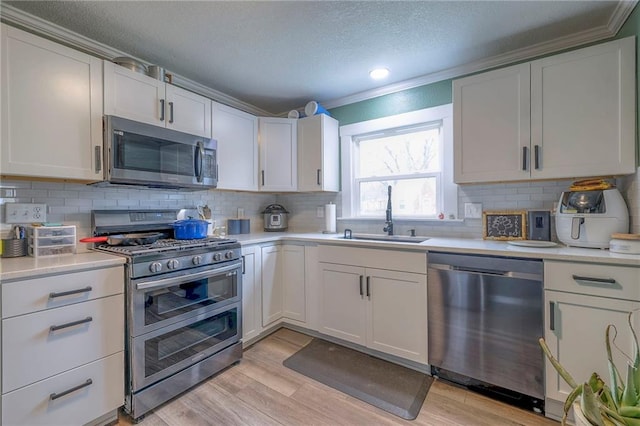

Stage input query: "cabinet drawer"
[
  {"left": 2, "top": 352, "right": 124, "bottom": 426},
  {"left": 319, "top": 245, "right": 426, "bottom": 274},
  {"left": 2, "top": 266, "right": 123, "bottom": 318},
  {"left": 545, "top": 261, "right": 640, "bottom": 300},
  {"left": 2, "top": 294, "right": 124, "bottom": 392}
]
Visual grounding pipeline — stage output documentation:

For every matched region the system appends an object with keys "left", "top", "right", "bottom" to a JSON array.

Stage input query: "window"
[{"left": 340, "top": 104, "right": 457, "bottom": 220}]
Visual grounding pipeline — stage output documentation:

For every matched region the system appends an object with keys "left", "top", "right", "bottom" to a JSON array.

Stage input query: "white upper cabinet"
[
  {"left": 258, "top": 117, "right": 297, "bottom": 192},
  {"left": 1, "top": 24, "right": 103, "bottom": 181},
  {"left": 104, "top": 61, "right": 211, "bottom": 138},
  {"left": 212, "top": 102, "right": 259, "bottom": 191},
  {"left": 453, "top": 36, "right": 636, "bottom": 184},
  {"left": 530, "top": 37, "right": 636, "bottom": 179},
  {"left": 297, "top": 114, "right": 340, "bottom": 192}
]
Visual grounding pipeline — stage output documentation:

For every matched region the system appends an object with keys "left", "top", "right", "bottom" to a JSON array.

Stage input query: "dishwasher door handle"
[{"left": 428, "top": 263, "right": 541, "bottom": 281}]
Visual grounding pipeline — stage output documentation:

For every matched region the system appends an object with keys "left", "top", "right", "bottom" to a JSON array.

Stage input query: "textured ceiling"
[{"left": 3, "top": 1, "right": 627, "bottom": 114}]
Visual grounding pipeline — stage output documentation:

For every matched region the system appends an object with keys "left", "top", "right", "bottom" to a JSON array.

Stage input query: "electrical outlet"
[
  {"left": 464, "top": 203, "right": 482, "bottom": 219},
  {"left": 237, "top": 208, "right": 244, "bottom": 218},
  {"left": 316, "top": 206, "right": 324, "bottom": 218},
  {"left": 5, "top": 203, "right": 47, "bottom": 223}
]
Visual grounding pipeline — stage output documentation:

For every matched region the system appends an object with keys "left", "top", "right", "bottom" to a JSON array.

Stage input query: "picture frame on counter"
[{"left": 482, "top": 210, "right": 527, "bottom": 240}]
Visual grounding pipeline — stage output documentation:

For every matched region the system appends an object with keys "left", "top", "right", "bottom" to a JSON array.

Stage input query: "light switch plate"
[
  {"left": 464, "top": 203, "right": 482, "bottom": 219},
  {"left": 5, "top": 203, "right": 47, "bottom": 223},
  {"left": 316, "top": 206, "right": 324, "bottom": 218}
]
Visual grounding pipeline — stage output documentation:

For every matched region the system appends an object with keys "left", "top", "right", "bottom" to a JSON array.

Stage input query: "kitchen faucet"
[{"left": 383, "top": 185, "right": 393, "bottom": 236}]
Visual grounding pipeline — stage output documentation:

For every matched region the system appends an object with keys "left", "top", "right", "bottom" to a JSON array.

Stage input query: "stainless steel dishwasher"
[{"left": 427, "top": 252, "right": 544, "bottom": 411}]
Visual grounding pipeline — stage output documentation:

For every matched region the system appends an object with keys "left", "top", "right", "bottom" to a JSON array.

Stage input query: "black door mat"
[{"left": 283, "top": 338, "right": 433, "bottom": 420}]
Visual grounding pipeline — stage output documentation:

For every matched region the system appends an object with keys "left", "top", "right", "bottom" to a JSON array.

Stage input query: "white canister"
[{"left": 609, "top": 233, "right": 640, "bottom": 254}]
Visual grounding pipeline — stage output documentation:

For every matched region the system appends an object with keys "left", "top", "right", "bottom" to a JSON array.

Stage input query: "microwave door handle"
[{"left": 194, "top": 141, "right": 204, "bottom": 182}]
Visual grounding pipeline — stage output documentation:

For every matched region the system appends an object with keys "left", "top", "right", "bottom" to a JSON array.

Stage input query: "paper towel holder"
[{"left": 322, "top": 202, "right": 337, "bottom": 234}]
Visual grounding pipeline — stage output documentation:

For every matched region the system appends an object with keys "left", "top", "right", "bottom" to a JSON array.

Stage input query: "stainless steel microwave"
[{"left": 102, "top": 115, "right": 217, "bottom": 190}]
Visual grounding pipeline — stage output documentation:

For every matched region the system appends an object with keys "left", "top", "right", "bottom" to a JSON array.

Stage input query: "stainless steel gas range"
[{"left": 90, "top": 210, "right": 242, "bottom": 421}]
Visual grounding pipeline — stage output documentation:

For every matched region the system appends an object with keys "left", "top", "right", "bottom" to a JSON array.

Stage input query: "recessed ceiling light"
[{"left": 369, "top": 68, "right": 390, "bottom": 80}]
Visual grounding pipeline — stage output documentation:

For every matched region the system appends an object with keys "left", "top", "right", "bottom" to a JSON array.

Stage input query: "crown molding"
[
  {"left": 0, "top": 4, "right": 271, "bottom": 117},
  {"left": 322, "top": 0, "right": 638, "bottom": 110}
]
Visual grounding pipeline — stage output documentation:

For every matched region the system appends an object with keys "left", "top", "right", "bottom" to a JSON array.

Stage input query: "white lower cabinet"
[
  {"left": 1, "top": 265, "right": 125, "bottom": 425},
  {"left": 261, "top": 243, "right": 306, "bottom": 327},
  {"left": 318, "top": 246, "right": 428, "bottom": 364},
  {"left": 241, "top": 245, "right": 263, "bottom": 343},
  {"left": 543, "top": 261, "right": 640, "bottom": 407}
]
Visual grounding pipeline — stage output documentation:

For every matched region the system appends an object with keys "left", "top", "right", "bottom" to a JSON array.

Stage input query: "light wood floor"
[{"left": 118, "top": 329, "right": 558, "bottom": 426}]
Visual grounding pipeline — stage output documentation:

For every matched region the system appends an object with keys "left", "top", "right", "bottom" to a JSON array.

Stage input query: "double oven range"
[{"left": 91, "top": 210, "right": 242, "bottom": 421}]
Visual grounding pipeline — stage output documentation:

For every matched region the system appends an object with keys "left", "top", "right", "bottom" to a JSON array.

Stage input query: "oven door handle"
[{"left": 136, "top": 262, "right": 241, "bottom": 291}]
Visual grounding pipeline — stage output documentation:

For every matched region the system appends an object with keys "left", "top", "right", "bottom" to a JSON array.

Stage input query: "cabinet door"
[
  {"left": 259, "top": 117, "right": 297, "bottom": 191},
  {"left": 544, "top": 291, "right": 640, "bottom": 403},
  {"left": 531, "top": 37, "right": 636, "bottom": 179},
  {"left": 165, "top": 85, "right": 212, "bottom": 138},
  {"left": 366, "top": 268, "right": 428, "bottom": 363},
  {"left": 103, "top": 60, "right": 165, "bottom": 127},
  {"left": 213, "top": 102, "right": 259, "bottom": 191},
  {"left": 241, "top": 246, "right": 262, "bottom": 343},
  {"left": 319, "top": 263, "right": 367, "bottom": 346},
  {"left": 282, "top": 244, "right": 306, "bottom": 322},
  {"left": 1, "top": 24, "right": 103, "bottom": 180},
  {"left": 261, "top": 245, "right": 283, "bottom": 326},
  {"left": 453, "top": 63, "right": 531, "bottom": 183},
  {"left": 297, "top": 115, "right": 339, "bottom": 192}
]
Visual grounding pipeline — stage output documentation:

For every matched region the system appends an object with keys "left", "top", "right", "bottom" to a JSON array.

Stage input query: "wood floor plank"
[{"left": 117, "top": 329, "right": 558, "bottom": 426}]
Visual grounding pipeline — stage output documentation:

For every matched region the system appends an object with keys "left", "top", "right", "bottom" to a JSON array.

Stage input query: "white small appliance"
[{"left": 556, "top": 188, "right": 629, "bottom": 249}]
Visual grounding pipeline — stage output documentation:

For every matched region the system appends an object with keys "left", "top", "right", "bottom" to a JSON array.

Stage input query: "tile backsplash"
[{"left": 1, "top": 169, "right": 638, "bottom": 250}]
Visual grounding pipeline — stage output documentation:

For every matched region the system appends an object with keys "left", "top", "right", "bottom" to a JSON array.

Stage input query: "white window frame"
[{"left": 340, "top": 104, "right": 457, "bottom": 220}]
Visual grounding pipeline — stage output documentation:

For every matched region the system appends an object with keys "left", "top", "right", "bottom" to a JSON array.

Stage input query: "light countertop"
[
  {"left": 234, "top": 232, "right": 640, "bottom": 267},
  {"left": 1, "top": 232, "right": 637, "bottom": 283},
  {"left": 0, "top": 252, "right": 126, "bottom": 282}
]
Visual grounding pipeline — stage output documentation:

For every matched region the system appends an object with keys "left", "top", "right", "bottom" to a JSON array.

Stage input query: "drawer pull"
[
  {"left": 50, "top": 316, "right": 93, "bottom": 332},
  {"left": 572, "top": 275, "right": 617, "bottom": 285},
  {"left": 49, "top": 286, "right": 92, "bottom": 299},
  {"left": 50, "top": 379, "right": 93, "bottom": 401}
]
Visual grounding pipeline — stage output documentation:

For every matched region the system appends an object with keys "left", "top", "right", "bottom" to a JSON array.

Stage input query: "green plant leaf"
[
  {"left": 582, "top": 383, "right": 606, "bottom": 426},
  {"left": 622, "top": 364, "right": 639, "bottom": 407}
]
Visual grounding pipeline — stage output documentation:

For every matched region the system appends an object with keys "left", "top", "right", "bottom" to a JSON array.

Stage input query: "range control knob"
[
  {"left": 192, "top": 255, "right": 203, "bottom": 265},
  {"left": 225, "top": 250, "right": 235, "bottom": 260},
  {"left": 213, "top": 253, "right": 223, "bottom": 261},
  {"left": 167, "top": 259, "right": 180, "bottom": 270},
  {"left": 149, "top": 262, "right": 162, "bottom": 273}
]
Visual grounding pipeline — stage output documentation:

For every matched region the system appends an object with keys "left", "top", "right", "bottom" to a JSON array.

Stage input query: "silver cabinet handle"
[
  {"left": 261, "top": 170, "right": 265, "bottom": 186},
  {"left": 522, "top": 146, "right": 528, "bottom": 171},
  {"left": 549, "top": 301, "right": 555, "bottom": 331},
  {"left": 160, "top": 99, "right": 165, "bottom": 121},
  {"left": 534, "top": 145, "right": 541, "bottom": 170},
  {"left": 50, "top": 379, "right": 93, "bottom": 400},
  {"left": 366, "top": 276, "right": 371, "bottom": 299},
  {"left": 241, "top": 255, "right": 246, "bottom": 275},
  {"left": 317, "top": 169, "right": 321, "bottom": 185},
  {"left": 50, "top": 316, "right": 93, "bottom": 332},
  {"left": 169, "top": 101, "right": 174, "bottom": 123},
  {"left": 572, "top": 275, "right": 617, "bottom": 285},
  {"left": 94, "top": 146, "right": 102, "bottom": 173},
  {"left": 359, "top": 275, "right": 364, "bottom": 298},
  {"left": 49, "top": 286, "right": 92, "bottom": 299}
]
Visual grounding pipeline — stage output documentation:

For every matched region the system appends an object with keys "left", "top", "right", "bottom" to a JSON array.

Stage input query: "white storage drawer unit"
[
  {"left": 545, "top": 261, "right": 640, "bottom": 300},
  {"left": 1, "top": 265, "right": 125, "bottom": 425},
  {"left": 2, "top": 294, "right": 124, "bottom": 392},
  {"left": 2, "top": 353, "right": 124, "bottom": 426}
]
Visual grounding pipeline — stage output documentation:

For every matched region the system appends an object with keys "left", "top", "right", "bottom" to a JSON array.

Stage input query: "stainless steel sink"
[{"left": 339, "top": 233, "right": 429, "bottom": 244}]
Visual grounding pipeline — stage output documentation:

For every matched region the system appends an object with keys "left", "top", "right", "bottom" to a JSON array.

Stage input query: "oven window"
[
  {"left": 144, "top": 308, "right": 238, "bottom": 378},
  {"left": 144, "top": 271, "right": 238, "bottom": 326}
]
